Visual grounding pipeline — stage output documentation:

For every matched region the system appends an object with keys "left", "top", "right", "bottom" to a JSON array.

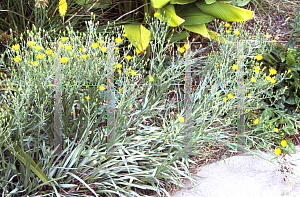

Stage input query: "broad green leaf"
[
  {"left": 124, "top": 25, "right": 151, "bottom": 52},
  {"left": 166, "top": 31, "right": 190, "bottom": 43},
  {"left": 177, "top": 5, "right": 216, "bottom": 25},
  {"left": 286, "top": 141, "right": 296, "bottom": 154},
  {"left": 183, "top": 24, "right": 210, "bottom": 38},
  {"left": 208, "top": 30, "right": 226, "bottom": 43},
  {"left": 228, "top": 0, "right": 251, "bottom": 6},
  {"left": 261, "top": 107, "right": 274, "bottom": 119},
  {"left": 286, "top": 52, "right": 296, "bottom": 66},
  {"left": 286, "top": 95, "right": 300, "bottom": 105},
  {"left": 170, "top": 0, "right": 197, "bottom": 4},
  {"left": 195, "top": 1, "right": 253, "bottom": 22},
  {"left": 151, "top": 0, "right": 170, "bottom": 8},
  {"left": 1, "top": 136, "right": 50, "bottom": 186},
  {"left": 204, "top": 0, "right": 217, "bottom": 4},
  {"left": 156, "top": 4, "right": 185, "bottom": 27}
]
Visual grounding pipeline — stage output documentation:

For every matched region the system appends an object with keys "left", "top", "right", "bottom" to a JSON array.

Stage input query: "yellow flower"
[
  {"left": 281, "top": 140, "right": 287, "bottom": 147},
  {"left": 118, "top": 70, "right": 121, "bottom": 74},
  {"left": 234, "top": 30, "right": 240, "bottom": 35},
  {"left": 59, "top": 43, "right": 64, "bottom": 47},
  {"left": 232, "top": 64, "right": 237, "bottom": 70},
  {"left": 119, "top": 87, "right": 123, "bottom": 93},
  {"left": 248, "top": 93, "right": 253, "bottom": 99},
  {"left": 123, "top": 34, "right": 127, "bottom": 37},
  {"left": 33, "top": 61, "right": 38, "bottom": 66},
  {"left": 99, "top": 40, "right": 104, "bottom": 45},
  {"left": 264, "top": 34, "right": 270, "bottom": 38},
  {"left": 85, "top": 96, "right": 90, "bottom": 100},
  {"left": 13, "top": 56, "right": 22, "bottom": 62},
  {"left": 225, "top": 23, "right": 231, "bottom": 27},
  {"left": 117, "top": 64, "right": 122, "bottom": 69},
  {"left": 179, "top": 116, "right": 184, "bottom": 122},
  {"left": 61, "top": 37, "right": 68, "bottom": 42},
  {"left": 254, "top": 66, "right": 261, "bottom": 73},
  {"left": 253, "top": 119, "right": 259, "bottom": 124},
  {"left": 12, "top": 44, "right": 20, "bottom": 50},
  {"left": 256, "top": 54, "right": 263, "bottom": 60},
  {"left": 115, "top": 47, "right": 119, "bottom": 51},
  {"left": 46, "top": 48, "right": 52, "bottom": 54},
  {"left": 270, "top": 68, "right": 277, "bottom": 75},
  {"left": 28, "top": 41, "right": 34, "bottom": 46},
  {"left": 149, "top": 76, "right": 154, "bottom": 82},
  {"left": 184, "top": 44, "right": 190, "bottom": 49},
  {"left": 223, "top": 97, "right": 227, "bottom": 102},
  {"left": 272, "top": 40, "right": 276, "bottom": 43},
  {"left": 130, "top": 70, "right": 136, "bottom": 76},
  {"left": 274, "top": 128, "right": 278, "bottom": 132},
  {"left": 251, "top": 77, "right": 256, "bottom": 82},
  {"left": 269, "top": 77, "right": 276, "bottom": 84},
  {"left": 282, "top": 132, "right": 285, "bottom": 136},
  {"left": 266, "top": 76, "right": 271, "bottom": 80},
  {"left": 58, "top": 0, "right": 68, "bottom": 21},
  {"left": 136, "top": 49, "right": 141, "bottom": 54},
  {"left": 37, "top": 54, "right": 43, "bottom": 59},
  {"left": 226, "top": 30, "right": 230, "bottom": 33},
  {"left": 228, "top": 41, "right": 232, "bottom": 45},
  {"left": 126, "top": 55, "right": 132, "bottom": 60},
  {"left": 154, "top": 12, "right": 160, "bottom": 17},
  {"left": 215, "top": 62, "right": 219, "bottom": 66},
  {"left": 99, "top": 85, "right": 105, "bottom": 90},
  {"left": 91, "top": 42, "right": 98, "bottom": 48},
  {"left": 228, "top": 94, "right": 234, "bottom": 99},
  {"left": 82, "top": 54, "right": 88, "bottom": 59},
  {"left": 100, "top": 46, "right": 107, "bottom": 52},
  {"left": 61, "top": 57, "right": 69, "bottom": 63},
  {"left": 35, "top": 45, "right": 43, "bottom": 50},
  {"left": 288, "top": 69, "right": 291, "bottom": 73},
  {"left": 275, "top": 148, "right": 281, "bottom": 155},
  {"left": 178, "top": 47, "right": 185, "bottom": 53},
  {"left": 115, "top": 37, "right": 122, "bottom": 43}
]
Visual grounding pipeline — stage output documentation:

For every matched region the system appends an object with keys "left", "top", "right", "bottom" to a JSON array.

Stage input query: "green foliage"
[{"left": 289, "top": 2, "right": 300, "bottom": 43}]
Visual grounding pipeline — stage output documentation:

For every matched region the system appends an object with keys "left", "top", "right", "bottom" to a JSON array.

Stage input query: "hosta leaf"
[
  {"left": 195, "top": 1, "right": 253, "bottom": 22},
  {"left": 156, "top": 4, "right": 185, "bottom": 27},
  {"left": 183, "top": 24, "right": 210, "bottom": 38},
  {"left": 204, "top": 0, "right": 216, "bottom": 4},
  {"left": 166, "top": 31, "right": 190, "bottom": 43},
  {"left": 151, "top": 0, "right": 170, "bottom": 8},
  {"left": 124, "top": 25, "right": 151, "bottom": 52},
  {"left": 170, "top": 0, "right": 197, "bottom": 4},
  {"left": 228, "top": 0, "right": 251, "bottom": 7},
  {"left": 177, "top": 5, "right": 216, "bottom": 25}
]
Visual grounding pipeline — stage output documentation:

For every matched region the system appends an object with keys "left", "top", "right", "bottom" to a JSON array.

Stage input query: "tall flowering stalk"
[{"left": 59, "top": 0, "right": 67, "bottom": 22}]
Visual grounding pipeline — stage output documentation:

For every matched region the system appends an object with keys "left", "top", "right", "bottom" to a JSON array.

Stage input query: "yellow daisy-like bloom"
[
  {"left": 126, "top": 55, "right": 132, "bottom": 60},
  {"left": 282, "top": 132, "right": 285, "bottom": 136},
  {"left": 118, "top": 70, "right": 121, "bottom": 74},
  {"left": 288, "top": 69, "right": 291, "bottom": 73},
  {"left": 256, "top": 54, "right": 263, "bottom": 60},
  {"left": 115, "top": 37, "right": 122, "bottom": 43},
  {"left": 228, "top": 94, "right": 234, "bottom": 99},
  {"left": 234, "top": 30, "right": 240, "bottom": 35},
  {"left": 269, "top": 77, "right": 276, "bottom": 84},
  {"left": 215, "top": 62, "right": 219, "bottom": 66},
  {"left": 225, "top": 23, "right": 231, "bottom": 27},
  {"left": 232, "top": 64, "right": 237, "bottom": 70},
  {"left": 61, "top": 37, "right": 68, "bottom": 42},
  {"left": 65, "top": 45, "right": 72, "bottom": 50},
  {"left": 270, "top": 68, "right": 277, "bottom": 75},
  {"left": 59, "top": 43, "right": 64, "bottom": 47},
  {"left": 184, "top": 44, "right": 190, "bottom": 49},
  {"left": 254, "top": 66, "right": 261, "bottom": 73},
  {"left": 123, "top": 34, "right": 127, "bottom": 37},
  {"left": 179, "top": 116, "right": 184, "bottom": 122},
  {"left": 228, "top": 41, "right": 232, "bottom": 45},
  {"left": 82, "top": 54, "right": 88, "bottom": 59},
  {"left": 100, "top": 46, "right": 107, "bottom": 52},
  {"left": 35, "top": 45, "right": 43, "bottom": 50},
  {"left": 226, "top": 30, "right": 230, "bottom": 33},
  {"left": 248, "top": 93, "right": 253, "bottom": 99},
  {"left": 33, "top": 61, "right": 38, "bottom": 66},
  {"left": 264, "top": 34, "right": 270, "bottom": 38},
  {"left": 266, "top": 76, "right": 271, "bottom": 80},
  {"left": 281, "top": 140, "right": 287, "bottom": 147},
  {"left": 91, "top": 42, "right": 98, "bottom": 48},
  {"left": 274, "top": 128, "right": 278, "bottom": 132},
  {"left": 178, "top": 47, "right": 185, "bottom": 53},
  {"left": 251, "top": 77, "right": 256, "bottom": 82},
  {"left": 12, "top": 44, "right": 20, "bottom": 50},
  {"left": 223, "top": 97, "right": 227, "bottom": 102},
  {"left": 272, "top": 40, "right": 276, "bottom": 43},
  {"left": 99, "top": 40, "right": 104, "bottom": 45},
  {"left": 130, "top": 70, "right": 136, "bottom": 76},
  {"left": 28, "top": 41, "right": 34, "bottom": 46},
  {"left": 154, "top": 12, "right": 160, "bottom": 17},
  {"left": 58, "top": 0, "right": 67, "bottom": 21},
  {"left": 61, "top": 57, "right": 69, "bottom": 63},
  {"left": 37, "top": 54, "right": 43, "bottom": 59},
  {"left": 275, "top": 148, "right": 281, "bottom": 155},
  {"left": 149, "top": 76, "right": 154, "bottom": 82},
  {"left": 136, "top": 49, "right": 141, "bottom": 54},
  {"left": 99, "top": 85, "right": 105, "bottom": 90},
  {"left": 85, "top": 96, "right": 90, "bottom": 100},
  {"left": 117, "top": 64, "right": 122, "bottom": 69},
  {"left": 253, "top": 119, "right": 259, "bottom": 124},
  {"left": 13, "top": 56, "right": 22, "bottom": 62},
  {"left": 115, "top": 47, "right": 119, "bottom": 51}
]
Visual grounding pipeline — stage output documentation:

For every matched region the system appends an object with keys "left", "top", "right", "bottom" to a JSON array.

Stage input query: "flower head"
[
  {"left": 65, "top": 44, "right": 72, "bottom": 50},
  {"left": 256, "top": 54, "right": 263, "bottom": 60},
  {"left": 264, "top": 34, "right": 270, "bottom": 38},
  {"left": 149, "top": 76, "right": 154, "bottom": 82},
  {"left": 251, "top": 77, "right": 256, "bottom": 82},
  {"left": 254, "top": 66, "right": 261, "bottom": 73},
  {"left": 253, "top": 119, "right": 259, "bottom": 124},
  {"left": 99, "top": 85, "right": 105, "bottom": 90},
  {"left": 232, "top": 64, "right": 237, "bottom": 70},
  {"left": 228, "top": 41, "right": 232, "bottom": 45},
  {"left": 100, "top": 46, "right": 107, "bottom": 52},
  {"left": 225, "top": 23, "right": 231, "bottom": 27},
  {"left": 85, "top": 96, "right": 90, "bottom": 100},
  {"left": 275, "top": 148, "right": 281, "bottom": 155},
  {"left": 234, "top": 30, "right": 240, "bottom": 35},
  {"left": 61, "top": 37, "right": 68, "bottom": 42},
  {"left": 178, "top": 47, "right": 185, "bottom": 53},
  {"left": 13, "top": 56, "right": 22, "bottom": 62},
  {"left": 154, "top": 12, "right": 160, "bottom": 17},
  {"left": 130, "top": 70, "right": 136, "bottom": 76},
  {"left": 28, "top": 41, "right": 34, "bottom": 46},
  {"left": 59, "top": 0, "right": 68, "bottom": 22},
  {"left": 184, "top": 44, "right": 190, "bottom": 49},
  {"left": 136, "top": 49, "right": 141, "bottom": 54},
  {"left": 248, "top": 93, "right": 253, "bottom": 99},
  {"left": 123, "top": 34, "right": 127, "bottom": 37},
  {"left": 215, "top": 62, "right": 219, "bottom": 66},
  {"left": 12, "top": 44, "right": 20, "bottom": 50},
  {"left": 274, "top": 128, "right": 278, "bottom": 132},
  {"left": 117, "top": 64, "right": 122, "bottom": 69},
  {"left": 82, "top": 54, "right": 88, "bottom": 59},
  {"left": 228, "top": 94, "right": 234, "bottom": 99},
  {"left": 126, "top": 55, "right": 132, "bottom": 61},
  {"left": 281, "top": 140, "right": 287, "bottom": 147},
  {"left": 61, "top": 57, "right": 69, "bottom": 63},
  {"left": 91, "top": 42, "right": 98, "bottom": 48},
  {"left": 37, "top": 54, "right": 44, "bottom": 59},
  {"left": 115, "top": 37, "right": 122, "bottom": 43},
  {"left": 223, "top": 97, "right": 227, "bottom": 102},
  {"left": 179, "top": 116, "right": 184, "bottom": 122},
  {"left": 270, "top": 68, "right": 277, "bottom": 75}
]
